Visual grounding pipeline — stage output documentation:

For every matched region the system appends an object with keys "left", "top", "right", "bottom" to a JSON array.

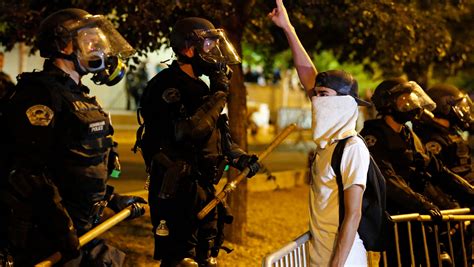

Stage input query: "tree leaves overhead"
[
  {"left": 0, "top": 0, "right": 472, "bottom": 83},
  {"left": 274, "top": 0, "right": 473, "bottom": 83}
]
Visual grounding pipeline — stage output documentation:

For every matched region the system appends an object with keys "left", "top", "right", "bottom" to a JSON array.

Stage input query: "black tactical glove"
[
  {"left": 209, "top": 70, "right": 231, "bottom": 94},
  {"left": 234, "top": 154, "right": 260, "bottom": 178},
  {"left": 56, "top": 229, "right": 80, "bottom": 262},
  {"left": 421, "top": 203, "right": 443, "bottom": 225},
  {"left": 428, "top": 208, "right": 443, "bottom": 225},
  {"left": 108, "top": 194, "right": 147, "bottom": 220}
]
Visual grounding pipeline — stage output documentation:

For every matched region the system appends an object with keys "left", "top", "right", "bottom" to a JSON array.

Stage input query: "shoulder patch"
[
  {"left": 364, "top": 135, "right": 377, "bottom": 147},
  {"left": 26, "top": 105, "right": 54, "bottom": 126},
  {"left": 162, "top": 88, "right": 181, "bottom": 103},
  {"left": 425, "top": 141, "right": 442, "bottom": 155}
]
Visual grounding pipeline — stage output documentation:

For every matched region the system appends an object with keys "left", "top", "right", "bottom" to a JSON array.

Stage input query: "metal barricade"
[
  {"left": 262, "top": 208, "right": 473, "bottom": 267},
  {"left": 262, "top": 231, "right": 311, "bottom": 267},
  {"left": 389, "top": 208, "right": 473, "bottom": 267}
]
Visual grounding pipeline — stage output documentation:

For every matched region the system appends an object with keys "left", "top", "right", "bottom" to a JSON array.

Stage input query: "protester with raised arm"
[{"left": 270, "top": 1, "right": 372, "bottom": 265}]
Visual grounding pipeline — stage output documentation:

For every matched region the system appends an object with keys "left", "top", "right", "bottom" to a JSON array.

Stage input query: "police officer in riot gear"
[
  {"left": 414, "top": 84, "right": 474, "bottom": 187},
  {"left": 137, "top": 17, "right": 260, "bottom": 266},
  {"left": 412, "top": 83, "right": 474, "bottom": 267},
  {"left": 0, "top": 8, "right": 146, "bottom": 266},
  {"left": 361, "top": 78, "right": 460, "bottom": 211},
  {"left": 360, "top": 78, "right": 462, "bottom": 266}
]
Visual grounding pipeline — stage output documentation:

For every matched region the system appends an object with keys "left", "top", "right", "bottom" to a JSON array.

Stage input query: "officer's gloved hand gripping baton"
[
  {"left": 35, "top": 203, "right": 145, "bottom": 267},
  {"left": 197, "top": 123, "right": 297, "bottom": 220}
]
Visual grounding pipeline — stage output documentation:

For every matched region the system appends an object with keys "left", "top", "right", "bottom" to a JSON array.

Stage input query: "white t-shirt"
[{"left": 309, "top": 135, "right": 369, "bottom": 267}]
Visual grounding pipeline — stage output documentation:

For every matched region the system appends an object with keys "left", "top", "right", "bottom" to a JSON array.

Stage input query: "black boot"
[
  {"left": 198, "top": 257, "right": 217, "bottom": 267},
  {"left": 161, "top": 257, "right": 199, "bottom": 267},
  {"left": 196, "top": 239, "right": 217, "bottom": 267}
]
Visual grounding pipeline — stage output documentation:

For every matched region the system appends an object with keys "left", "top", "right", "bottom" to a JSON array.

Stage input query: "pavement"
[{"left": 108, "top": 111, "right": 314, "bottom": 193}]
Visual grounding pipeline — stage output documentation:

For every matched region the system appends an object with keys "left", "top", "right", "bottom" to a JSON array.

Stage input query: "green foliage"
[
  {"left": 0, "top": 0, "right": 472, "bottom": 86},
  {"left": 293, "top": 0, "right": 473, "bottom": 85},
  {"left": 311, "top": 50, "right": 381, "bottom": 95}
]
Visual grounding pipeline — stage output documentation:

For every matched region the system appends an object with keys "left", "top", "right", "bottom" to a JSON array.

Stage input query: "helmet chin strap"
[
  {"left": 178, "top": 53, "right": 222, "bottom": 77},
  {"left": 54, "top": 52, "right": 88, "bottom": 76}
]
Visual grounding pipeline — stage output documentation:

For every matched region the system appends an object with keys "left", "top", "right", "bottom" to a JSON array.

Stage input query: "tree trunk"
[
  {"left": 225, "top": 59, "right": 248, "bottom": 244},
  {"left": 222, "top": 10, "right": 249, "bottom": 244}
]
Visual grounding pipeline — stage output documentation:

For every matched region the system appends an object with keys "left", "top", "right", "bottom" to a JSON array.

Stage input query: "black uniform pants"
[{"left": 149, "top": 172, "right": 218, "bottom": 263}]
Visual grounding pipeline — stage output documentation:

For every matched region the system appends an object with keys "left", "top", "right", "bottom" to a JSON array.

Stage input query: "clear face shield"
[
  {"left": 393, "top": 82, "right": 436, "bottom": 112},
  {"left": 451, "top": 95, "right": 474, "bottom": 129},
  {"left": 391, "top": 81, "right": 436, "bottom": 123},
  {"left": 194, "top": 29, "right": 241, "bottom": 66},
  {"left": 63, "top": 15, "right": 135, "bottom": 85}
]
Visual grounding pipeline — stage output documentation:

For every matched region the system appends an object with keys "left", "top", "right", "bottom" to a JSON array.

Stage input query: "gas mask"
[
  {"left": 63, "top": 15, "right": 135, "bottom": 85},
  {"left": 187, "top": 28, "right": 241, "bottom": 76},
  {"left": 90, "top": 56, "right": 127, "bottom": 86},
  {"left": 389, "top": 82, "right": 436, "bottom": 124}
]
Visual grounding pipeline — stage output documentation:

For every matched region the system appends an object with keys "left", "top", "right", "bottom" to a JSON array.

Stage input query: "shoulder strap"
[{"left": 331, "top": 137, "right": 350, "bottom": 228}]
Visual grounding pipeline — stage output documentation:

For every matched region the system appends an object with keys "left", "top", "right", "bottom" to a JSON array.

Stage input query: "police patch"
[
  {"left": 162, "top": 88, "right": 181, "bottom": 103},
  {"left": 89, "top": 121, "right": 106, "bottom": 133},
  {"left": 364, "top": 135, "right": 377, "bottom": 147},
  {"left": 26, "top": 105, "right": 54, "bottom": 126},
  {"left": 425, "top": 141, "right": 442, "bottom": 155}
]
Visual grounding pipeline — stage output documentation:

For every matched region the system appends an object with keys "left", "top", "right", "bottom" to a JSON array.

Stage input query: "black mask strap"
[{"left": 53, "top": 52, "right": 88, "bottom": 76}]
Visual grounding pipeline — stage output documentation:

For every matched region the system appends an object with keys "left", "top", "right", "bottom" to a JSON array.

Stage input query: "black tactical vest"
[
  {"left": 414, "top": 123, "right": 473, "bottom": 179},
  {"left": 13, "top": 70, "right": 113, "bottom": 233}
]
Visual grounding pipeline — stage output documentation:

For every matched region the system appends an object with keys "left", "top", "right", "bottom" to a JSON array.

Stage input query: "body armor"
[
  {"left": 140, "top": 61, "right": 241, "bottom": 263},
  {"left": 1, "top": 61, "right": 118, "bottom": 265},
  {"left": 414, "top": 122, "right": 473, "bottom": 183},
  {"left": 360, "top": 119, "right": 458, "bottom": 213}
]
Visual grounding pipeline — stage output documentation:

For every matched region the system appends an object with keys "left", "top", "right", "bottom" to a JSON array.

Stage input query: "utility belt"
[
  {"left": 197, "top": 155, "right": 228, "bottom": 185},
  {"left": 151, "top": 151, "right": 228, "bottom": 199},
  {"left": 152, "top": 152, "right": 193, "bottom": 200}
]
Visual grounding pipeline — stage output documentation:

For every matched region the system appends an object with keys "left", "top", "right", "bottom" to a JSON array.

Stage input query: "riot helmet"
[
  {"left": 36, "top": 8, "right": 135, "bottom": 85},
  {"left": 372, "top": 78, "right": 436, "bottom": 124},
  {"left": 427, "top": 84, "right": 474, "bottom": 131},
  {"left": 170, "top": 17, "right": 241, "bottom": 76}
]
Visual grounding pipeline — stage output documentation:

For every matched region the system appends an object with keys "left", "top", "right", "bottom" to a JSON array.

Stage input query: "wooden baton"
[
  {"left": 35, "top": 204, "right": 140, "bottom": 267},
  {"left": 197, "top": 123, "right": 297, "bottom": 220}
]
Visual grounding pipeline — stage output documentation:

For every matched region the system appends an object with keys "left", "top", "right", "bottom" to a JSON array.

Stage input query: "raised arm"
[{"left": 268, "top": 0, "right": 317, "bottom": 95}]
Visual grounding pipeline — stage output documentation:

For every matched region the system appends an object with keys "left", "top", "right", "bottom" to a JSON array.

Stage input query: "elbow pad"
[{"left": 175, "top": 91, "right": 227, "bottom": 141}]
